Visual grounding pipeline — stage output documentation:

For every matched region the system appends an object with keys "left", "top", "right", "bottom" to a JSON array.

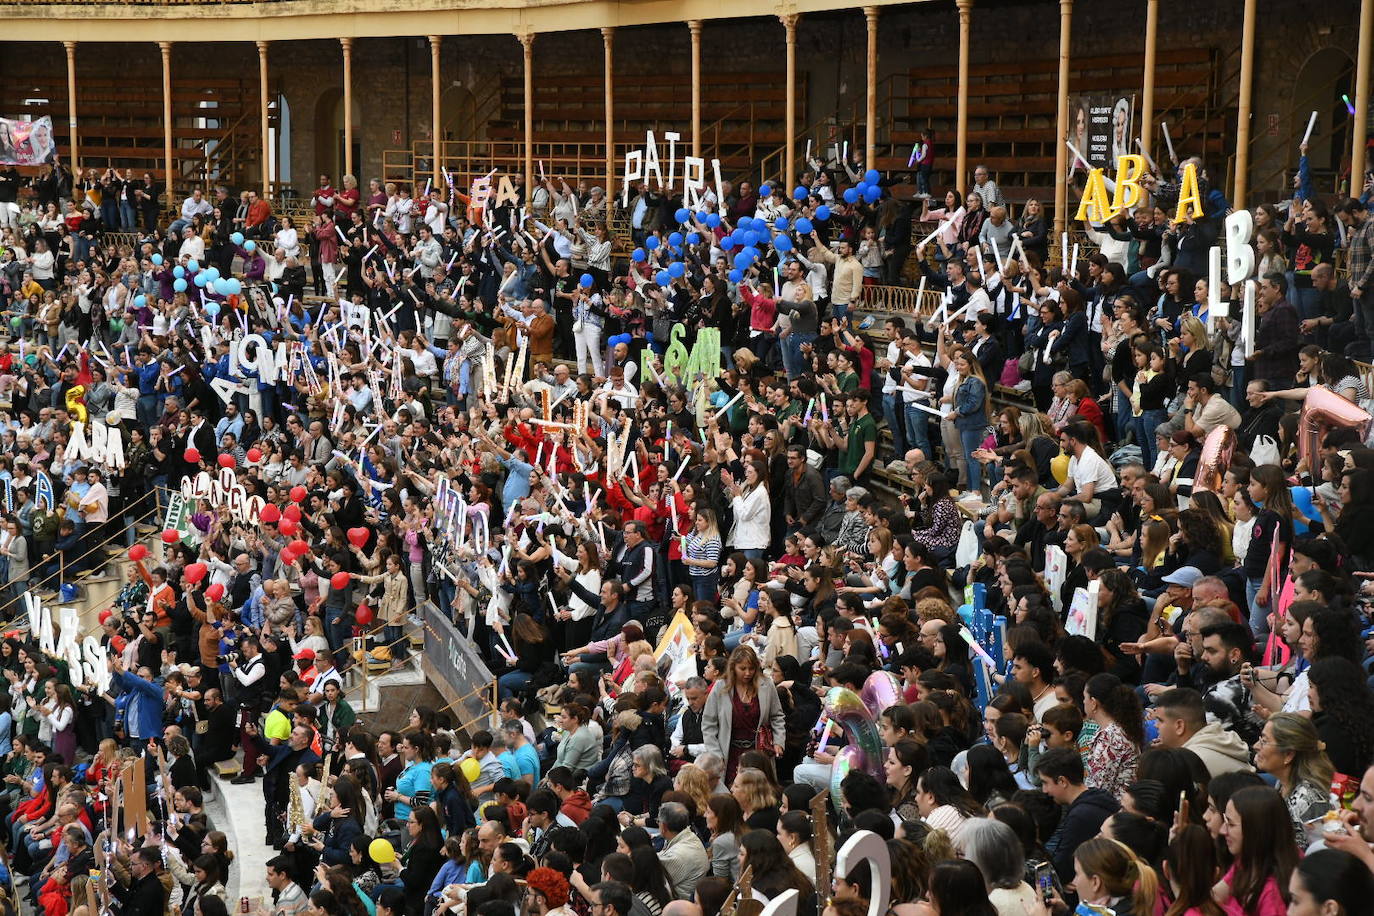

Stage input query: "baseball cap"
[
  {"left": 1160, "top": 566, "right": 1203, "bottom": 588},
  {"left": 292, "top": 648, "right": 316, "bottom": 661}
]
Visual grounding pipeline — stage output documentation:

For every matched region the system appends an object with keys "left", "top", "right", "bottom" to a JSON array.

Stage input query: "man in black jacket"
[
  {"left": 113, "top": 847, "right": 168, "bottom": 916},
  {"left": 195, "top": 687, "right": 238, "bottom": 788},
  {"left": 783, "top": 446, "right": 827, "bottom": 534},
  {"left": 1039, "top": 747, "right": 1120, "bottom": 882}
]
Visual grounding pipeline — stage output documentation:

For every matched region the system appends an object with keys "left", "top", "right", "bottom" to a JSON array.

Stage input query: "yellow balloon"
[
  {"left": 65, "top": 385, "right": 88, "bottom": 424},
  {"left": 369, "top": 838, "right": 396, "bottom": 864},
  {"left": 1050, "top": 452, "right": 1071, "bottom": 486},
  {"left": 460, "top": 756, "right": 481, "bottom": 784}
]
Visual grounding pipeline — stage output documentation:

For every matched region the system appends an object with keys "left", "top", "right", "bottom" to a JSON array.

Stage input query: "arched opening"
[
  {"left": 440, "top": 85, "right": 478, "bottom": 141},
  {"left": 1293, "top": 48, "right": 1355, "bottom": 177},
  {"left": 314, "top": 88, "right": 363, "bottom": 182}
]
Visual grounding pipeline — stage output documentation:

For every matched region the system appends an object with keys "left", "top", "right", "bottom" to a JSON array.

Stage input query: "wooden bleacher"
[
  {"left": 875, "top": 48, "right": 1232, "bottom": 209},
  {"left": 4, "top": 76, "right": 272, "bottom": 195}
]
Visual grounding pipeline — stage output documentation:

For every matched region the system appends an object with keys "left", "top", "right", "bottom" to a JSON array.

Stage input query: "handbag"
[{"left": 755, "top": 718, "right": 776, "bottom": 757}]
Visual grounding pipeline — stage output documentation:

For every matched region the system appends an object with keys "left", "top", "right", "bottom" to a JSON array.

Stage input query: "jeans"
[
  {"left": 1133, "top": 408, "right": 1168, "bottom": 471},
  {"left": 782, "top": 332, "right": 816, "bottom": 379},
  {"left": 959, "top": 425, "right": 984, "bottom": 493},
  {"left": 1246, "top": 577, "right": 1269, "bottom": 640},
  {"left": 904, "top": 402, "right": 933, "bottom": 460},
  {"left": 832, "top": 301, "right": 851, "bottom": 322},
  {"left": 882, "top": 392, "right": 907, "bottom": 457},
  {"left": 119, "top": 202, "right": 136, "bottom": 230},
  {"left": 498, "top": 670, "right": 534, "bottom": 699},
  {"left": 1113, "top": 388, "right": 1133, "bottom": 444},
  {"left": 738, "top": 548, "right": 765, "bottom": 561},
  {"left": 691, "top": 572, "right": 720, "bottom": 602}
]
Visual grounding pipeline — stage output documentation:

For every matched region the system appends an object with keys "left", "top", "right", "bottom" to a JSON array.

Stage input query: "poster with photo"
[
  {"left": 0, "top": 116, "right": 57, "bottom": 166},
  {"left": 1070, "top": 95, "right": 1134, "bottom": 173}
]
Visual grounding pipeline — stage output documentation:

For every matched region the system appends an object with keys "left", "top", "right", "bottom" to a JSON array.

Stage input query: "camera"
[{"left": 217, "top": 652, "right": 239, "bottom": 666}]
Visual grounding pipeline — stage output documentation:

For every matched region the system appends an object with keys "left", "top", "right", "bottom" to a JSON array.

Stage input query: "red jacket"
[{"left": 247, "top": 198, "right": 272, "bottom": 228}]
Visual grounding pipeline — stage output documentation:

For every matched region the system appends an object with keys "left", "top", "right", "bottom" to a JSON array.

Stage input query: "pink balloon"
[{"left": 1298, "top": 386, "right": 1372, "bottom": 470}]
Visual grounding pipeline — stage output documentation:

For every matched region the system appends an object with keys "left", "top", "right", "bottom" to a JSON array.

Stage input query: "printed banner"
[
  {"left": 162, "top": 492, "right": 198, "bottom": 545},
  {"left": 0, "top": 117, "right": 57, "bottom": 166},
  {"left": 422, "top": 602, "right": 496, "bottom": 733},
  {"left": 1069, "top": 95, "right": 1134, "bottom": 174}
]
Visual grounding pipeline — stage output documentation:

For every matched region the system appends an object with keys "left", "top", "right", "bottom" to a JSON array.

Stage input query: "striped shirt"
[{"left": 682, "top": 531, "right": 722, "bottom": 577}]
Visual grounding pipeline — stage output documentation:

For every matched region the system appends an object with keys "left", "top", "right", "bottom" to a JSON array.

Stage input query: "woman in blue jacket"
[
  {"left": 1051, "top": 288, "right": 1091, "bottom": 380},
  {"left": 945, "top": 352, "right": 990, "bottom": 497},
  {"left": 310, "top": 773, "right": 367, "bottom": 866}
]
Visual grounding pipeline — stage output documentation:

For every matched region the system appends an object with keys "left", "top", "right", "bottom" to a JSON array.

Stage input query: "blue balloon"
[
  {"left": 133, "top": 295, "right": 146, "bottom": 309},
  {"left": 579, "top": 273, "right": 594, "bottom": 288},
  {"left": 710, "top": 391, "right": 729, "bottom": 407},
  {"left": 759, "top": 184, "right": 772, "bottom": 198},
  {"left": 193, "top": 273, "right": 208, "bottom": 288},
  {"left": 655, "top": 270, "right": 672, "bottom": 285},
  {"left": 733, "top": 252, "right": 753, "bottom": 270},
  {"left": 173, "top": 278, "right": 188, "bottom": 293},
  {"left": 244, "top": 241, "right": 256, "bottom": 253},
  {"left": 230, "top": 232, "right": 245, "bottom": 246},
  {"left": 738, "top": 216, "right": 754, "bottom": 231},
  {"left": 668, "top": 262, "right": 686, "bottom": 279},
  {"left": 854, "top": 182, "right": 869, "bottom": 197},
  {"left": 686, "top": 232, "right": 701, "bottom": 245},
  {"left": 212, "top": 278, "right": 228, "bottom": 296},
  {"left": 720, "top": 236, "right": 737, "bottom": 251},
  {"left": 631, "top": 248, "right": 647, "bottom": 263},
  {"left": 59, "top": 584, "right": 77, "bottom": 603},
  {"left": 186, "top": 260, "right": 199, "bottom": 272},
  {"left": 151, "top": 254, "right": 163, "bottom": 266},
  {"left": 204, "top": 301, "right": 220, "bottom": 317},
  {"left": 706, "top": 213, "right": 722, "bottom": 229},
  {"left": 816, "top": 205, "right": 831, "bottom": 221},
  {"left": 728, "top": 269, "right": 743, "bottom": 283},
  {"left": 864, "top": 185, "right": 882, "bottom": 203},
  {"left": 843, "top": 188, "right": 859, "bottom": 204},
  {"left": 794, "top": 186, "right": 809, "bottom": 201},
  {"left": 645, "top": 236, "right": 660, "bottom": 251},
  {"left": 226, "top": 278, "right": 242, "bottom": 295},
  {"left": 745, "top": 231, "right": 762, "bottom": 247},
  {"left": 173, "top": 266, "right": 185, "bottom": 279},
  {"left": 795, "top": 218, "right": 813, "bottom": 235},
  {"left": 864, "top": 169, "right": 880, "bottom": 184},
  {"left": 204, "top": 267, "right": 220, "bottom": 282},
  {"left": 668, "top": 232, "right": 684, "bottom": 247},
  {"left": 674, "top": 208, "right": 691, "bottom": 224},
  {"left": 774, "top": 235, "right": 793, "bottom": 252},
  {"left": 775, "top": 218, "right": 790, "bottom": 232},
  {"left": 696, "top": 210, "right": 710, "bottom": 223}
]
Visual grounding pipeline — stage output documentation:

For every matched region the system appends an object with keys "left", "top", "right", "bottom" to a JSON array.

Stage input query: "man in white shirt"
[
  {"left": 1056, "top": 420, "right": 1120, "bottom": 524},
  {"left": 178, "top": 225, "right": 205, "bottom": 262},
  {"left": 168, "top": 189, "right": 214, "bottom": 238}
]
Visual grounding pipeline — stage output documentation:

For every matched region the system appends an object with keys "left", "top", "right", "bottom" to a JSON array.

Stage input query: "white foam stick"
[
  {"left": 1060, "top": 231, "right": 1069, "bottom": 267},
  {"left": 916, "top": 275, "right": 928, "bottom": 316},
  {"left": 1207, "top": 246, "right": 1223, "bottom": 334},
  {"left": 336, "top": 225, "right": 348, "bottom": 243},
  {"left": 713, "top": 390, "right": 745, "bottom": 417},
  {"left": 672, "top": 455, "right": 691, "bottom": 482},
  {"left": 805, "top": 139, "right": 812, "bottom": 165},
  {"left": 1302, "top": 111, "right": 1319, "bottom": 146},
  {"left": 1065, "top": 140, "right": 1116, "bottom": 191},
  {"left": 1241, "top": 279, "right": 1257, "bottom": 358},
  {"left": 1161, "top": 121, "right": 1177, "bottom": 162},
  {"left": 1134, "top": 138, "right": 1159, "bottom": 173},
  {"left": 909, "top": 401, "right": 945, "bottom": 418},
  {"left": 916, "top": 207, "right": 965, "bottom": 248},
  {"left": 1069, "top": 244, "right": 1080, "bottom": 279}
]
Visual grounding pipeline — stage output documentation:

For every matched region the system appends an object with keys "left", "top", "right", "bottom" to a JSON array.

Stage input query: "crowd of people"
[{"left": 0, "top": 125, "right": 1367, "bottom": 916}]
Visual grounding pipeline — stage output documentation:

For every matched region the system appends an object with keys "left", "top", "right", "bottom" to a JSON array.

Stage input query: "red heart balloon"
[
  {"left": 128, "top": 545, "right": 148, "bottom": 562},
  {"left": 278, "top": 548, "right": 296, "bottom": 565},
  {"left": 183, "top": 448, "right": 201, "bottom": 465},
  {"left": 217, "top": 454, "right": 236, "bottom": 468},
  {"left": 290, "top": 486, "right": 307, "bottom": 503},
  {"left": 330, "top": 572, "right": 351, "bottom": 591},
  {"left": 278, "top": 519, "right": 298, "bottom": 537},
  {"left": 183, "top": 562, "right": 208, "bottom": 584},
  {"left": 246, "top": 448, "right": 263, "bottom": 463},
  {"left": 205, "top": 583, "right": 225, "bottom": 602},
  {"left": 354, "top": 605, "right": 373, "bottom": 626},
  {"left": 289, "top": 540, "right": 310, "bottom": 556},
  {"left": 259, "top": 504, "right": 281, "bottom": 524},
  {"left": 347, "top": 528, "right": 369, "bottom": 549},
  {"left": 282, "top": 505, "right": 302, "bottom": 522},
  {"left": 161, "top": 530, "right": 180, "bottom": 544}
]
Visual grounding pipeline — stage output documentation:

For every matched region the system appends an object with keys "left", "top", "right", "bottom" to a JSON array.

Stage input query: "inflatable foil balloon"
[
  {"left": 1195, "top": 425, "right": 1235, "bottom": 493},
  {"left": 859, "top": 670, "right": 903, "bottom": 718},
  {"left": 823, "top": 686, "right": 884, "bottom": 812},
  {"left": 1298, "top": 386, "right": 1371, "bottom": 471}
]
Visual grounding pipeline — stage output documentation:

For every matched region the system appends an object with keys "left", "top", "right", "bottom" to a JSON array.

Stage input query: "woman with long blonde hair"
[
  {"left": 700, "top": 645, "right": 785, "bottom": 782},
  {"left": 1073, "top": 837, "right": 1159, "bottom": 916}
]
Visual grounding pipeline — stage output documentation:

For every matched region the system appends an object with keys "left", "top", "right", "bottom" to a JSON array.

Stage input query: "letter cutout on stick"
[
  {"left": 1225, "top": 210, "right": 1256, "bottom": 283},
  {"left": 1074, "top": 169, "right": 1115, "bottom": 224},
  {"left": 1110, "top": 155, "right": 1148, "bottom": 213},
  {"left": 834, "top": 830, "right": 891, "bottom": 916},
  {"left": 1175, "top": 163, "right": 1204, "bottom": 222},
  {"left": 621, "top": 151, "right": 643, "bottom": 206}
]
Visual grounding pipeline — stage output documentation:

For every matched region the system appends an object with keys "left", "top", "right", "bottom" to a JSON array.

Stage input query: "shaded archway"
[
  {"left": 1293, "top": 48, "right": 1354, "bottom": 176},
  {"left": 313, "top": 87, "right": 364, "bottom": 182},
  {"left": 440, "top": 85, "right": 478, "bottom": 141}
]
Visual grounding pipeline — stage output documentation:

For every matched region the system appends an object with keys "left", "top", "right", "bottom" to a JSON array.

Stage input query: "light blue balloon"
[
  {"left": 173, "top": 278, "right": 188, "bottom": 293},
  {"left": 204, "top": 301, "right": 221, "bottom": 317},
  {"left": 173, "top": 266, "right": 185, "bottom": 279},
  {"left": 774, "top": 235, "right": 793, "bottom": 252},
  {"left": 193, "top": 274, "right": 208, "bottom": 288},
  {"left": 230, "top": 232, "right": 245, "bottom": 246},
  {"left": 710, "top": 391, "right": 729, "bottom": 407},
  {"left": 187, "top": 260, "right": 199, "bottom": 272},
  {"left": 151, "top": 254, "right": 164, "bottom": 266},
  {"left": 816, "top": 205, "right": 831, "bottom": 221},
  {"left": 226, "top": 278, "right": 242, "bottom": 295},
  {"left": 795, "top": 218, "right": 813, "bottom": 235},
  {"left": 133, "top": 295, "right": 146, "bottom": 309},
  {"left": 204, "top": 267, "right": 220, "bottom": 282},
  {"left": 212, "top": 278, "right": 228, "bottom": 296},
  {"left": 244, "top": 240, "right": 256, "bottom": 252},
  {"left": 668, "top": 262, "right": 686, "bottom": 279}
]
